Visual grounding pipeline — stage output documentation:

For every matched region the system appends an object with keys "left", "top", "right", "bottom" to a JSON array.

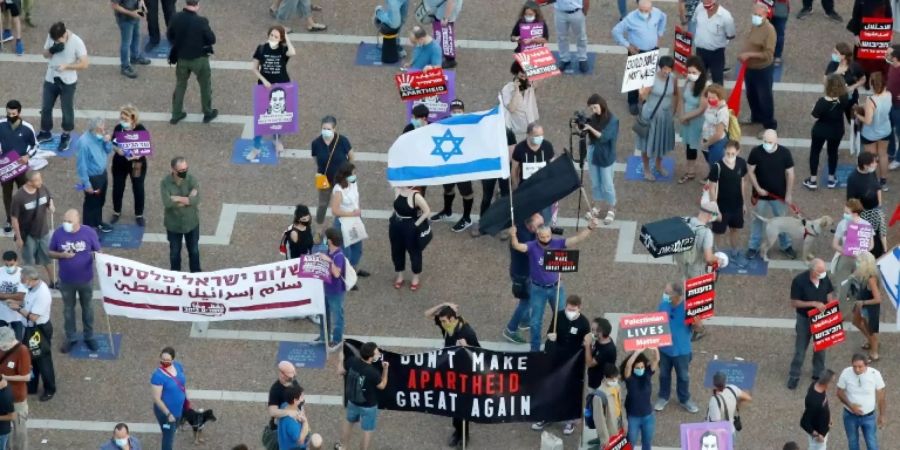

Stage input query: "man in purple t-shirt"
[
  {"left": 48, "top": 209, "right": 101, "bottom": 353},
  {"left": 509, "top": 217, "right": 599, "bottom": 351}
]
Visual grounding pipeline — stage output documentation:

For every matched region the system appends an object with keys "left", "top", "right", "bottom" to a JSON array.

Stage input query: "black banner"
[{"left": 343, "top": 339, "right": 584, "bottom": 423}]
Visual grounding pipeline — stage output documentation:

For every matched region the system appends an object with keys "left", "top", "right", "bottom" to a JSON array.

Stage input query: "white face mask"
[
  {"left": 321, "top": 129, "right": 334, "bottom": 140},
  {"left": 268, "top": 39, "right": 279, "bottom": 49},
  {"left": 817, "top": 271, "right": 827, "bottom": 280},
  {"left": 523, "top": 15, "right": 536, "bottom": 23},
  {"left": 868, "top": 165, "right": 878, "bottom": 173},
  {"left": 607, "top": 379, "right": 619, "bottom": 387},
  {"left": 751, "top": 14, "right": 764, "bottom": 26},
  {"left": 686, "top": 73, "right": 700, "bottom": 82},
  {"left": 565, "top": 310, "right": 579, "bottom": 321},
  {"left": 114, "top": 438, "right": 129, "bottom": 448},
  {"left": 724, "top": 155, "right": 736, "bottom": 164},
  {"left": 62, "top": 222, "right": 74, "bottom": 233}
]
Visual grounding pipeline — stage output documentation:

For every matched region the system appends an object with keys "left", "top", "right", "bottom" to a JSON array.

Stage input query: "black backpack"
[{"left": 345, "top": 368, "right": 368, "bottom": 406}]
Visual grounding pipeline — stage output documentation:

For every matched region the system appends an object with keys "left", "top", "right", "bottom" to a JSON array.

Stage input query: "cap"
[{"left": 449, "top": 99, "right": 465, "bottom": 111}]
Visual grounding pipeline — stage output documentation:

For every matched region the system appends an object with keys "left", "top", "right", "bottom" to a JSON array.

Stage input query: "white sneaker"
[
  {"left": 530, "top": 421, "right": 547, "bottom": 431},
  {"left": 562, "top": 421, "right": 576, "bottom": 435},
  {"left": 889, "top": 160, "right": 900, "bottom": 171}
]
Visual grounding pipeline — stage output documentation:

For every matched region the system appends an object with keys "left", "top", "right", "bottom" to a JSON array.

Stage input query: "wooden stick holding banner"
[
  {"left": 462, "top": 420, "right": 467, "bottom": 450},
  {"left": 104, "top": 305, "right": 115, "bottom": 355}
]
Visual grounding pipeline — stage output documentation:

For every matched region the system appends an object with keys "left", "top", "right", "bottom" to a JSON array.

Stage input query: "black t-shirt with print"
[
  {"left": 252, "top": 44, "right": 290, "bottom": 84},
  {"left": 512, "top": 140, "right": 554, "bottom": 182},
  {"left": 708, "top": 157, "right": 748, "bottom": 213}
]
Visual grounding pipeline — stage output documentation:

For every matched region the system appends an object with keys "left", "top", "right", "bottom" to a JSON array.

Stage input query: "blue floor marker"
[
  {"left": 829, "top": 164, "right": 854, "bottom": 188},
  {"left": 100, "top": 223, "right": 144, "bottom": 249},
  {"left": 551, "top": 51, "right": 597, "bottom": 75},
  {"left": 68, "top": 333, "right": 122, "bottom": 360},
  {"left": 37, "top": 133, "right": 79, "bottom": 158},
  {"left": 141, "top": 36, "right": 171, "bottom": 60},
  {"left": 232, "top": 139, "right": 278, "bottom": 165},
  {"left": 624, "top": 155, "right": 675, "bottom": 182},
  {"left": 355, "top": 42, "right": 402, "bottom": 67},
  {"left": 277, "top": 341, "right": 326, "bottom": 369},
  {"left": 718, "top": 250, "right": 768, "bottom": 276},
  {"left": 704, "top": 360, "right": 758, "bottom": 391}
]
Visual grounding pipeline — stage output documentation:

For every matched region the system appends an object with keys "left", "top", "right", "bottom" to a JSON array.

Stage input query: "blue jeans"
[
  {"left": 116, "top": 16, "right": 141, "bottom": 69},
  {"left": 505, "top": 298, "right": 531, "bottom": 333},
  {"left": 616, "top": 0, "right": 628, "bottom": 19},
  {"left": 748, "top": 199, "right": 792, "bottom": 251},
  {"left": 0, "top": 432, "right": 8, "bottom": 450},
  {"left": 528, "top": 281, "right": 565, "bottom": 351},
  {"left": 319, "top": 291, "right": 345, "bottom": 343},
  {"left": 60, "top": 281, "right": 94, "bottom": 342},
  {"left": 889, "top": 105, "right": 900, "bottom": 161},
  {"left": 375, "top": 0, "right": 408, "bottom": 30},
  {"left": 843, "top": 409, "right": 879, "bottom": 450},
  {"left": 587, "top": 154, "right": 616, "bottom": 207},
  {"left": 771, "top": 16, "right": 787, "bottom": 58},
  {"left": 658, "top": 352, "right": 692, "bottom": 403},
  {"left": 153, "top": 405, "right": 178, "bottom": 450},
  {"left": 334, "top": 217, "right": 363, "bottom": 268},
  {"left": 627, "top": 414, "right": 655, "bottom": 450}
]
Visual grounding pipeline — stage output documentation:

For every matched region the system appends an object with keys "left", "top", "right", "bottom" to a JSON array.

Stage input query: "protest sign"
[
  {"left": 395, "top": 68, "right": 449, "bottom": 101},
  {"left": 406, "top": 70, "right": 456, "bottom": 122},
  {"left": 876, "top": 247, "right": 900, "bottom": 326},
  {"left": 605, "top": 431, "right": 633, "bottom": 450},
  {"left": 674, "top": 27, "right": 693, "bottom": 76},
  {"left": 619, "top": 312, "right": 672, "bottom": 351},
  {"left": 517, "top": 21, "right": 546, "bottom": 52},
  {"left": 684, "top": 272, "right": 716, "bottom": 324},
  {"left": 857, "top": 17, "right": 893, "bottom": 60},
  {"left": 96, "top": 253, "right": 328, "bottom": 322},
  {"left": 542, "top": 249, "right": 579, "bottom": 273},
  {"left": 680, "top": 421, "right": 734, "bottom": 450},
  {"left": 0, "top": 151, "right": 27, "bottom": 183},
  {"left": 113, "top": 130, "right": 153, "bottom": 157},
  {"left": 842, "top": 221, "right": 874, "bottom": 256},
  {"left": 621, "top": 50, "right": 659, "bottom": 93},
  {"left": 343, "top": 339, "right": 584, "bottom": 423},
  {"left": 514, "top": 47, "right": 560, "bottom": 81},
  {"left": 808, "top": 300, "right": 845, "bottom": 352},
  {"left": 253, "top": 81, "right": 299, "bottom": 136},
  {"left": 703, "top": 360, "right": 758, "bottom": 391}
]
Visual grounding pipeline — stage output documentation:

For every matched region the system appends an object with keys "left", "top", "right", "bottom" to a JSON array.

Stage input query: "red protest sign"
[
  {"left": 619, "top": 312, "right": 672, "bottom": 351},
  {"left": 857, "top": 17, "right": 893, "bottom": 60},
  {"left": 605, "top": 431, "right": 633, "bottom": 450},
  {"left": 673, "top": 26, "right": 693, "bottom": 76},
  {"left": 684, "top": 272, "right": 715, "bottom": 324},
  {"left": 395, "top": 68, "right": 449, "bottom": 101},
  {"left": 514, "top": 46, "right": 561, "bottom": 81},
  {"left": 808, "top": 300, "right": 845, "bottom": 352}
]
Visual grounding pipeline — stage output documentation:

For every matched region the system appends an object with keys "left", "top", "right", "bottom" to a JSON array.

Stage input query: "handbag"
[
  {"left": 339, "top": 216, "right": 368, "bottom": 246},
  {"left": 415, "top": 0, "right": 446, "bottom": 24},
  {"left": 316, "top": 134, "right": 339, "bottom": 190},
  {"left": 261, "top": 424, "right": 279, "bottom": 450},
  {"left": 158, "top": 366, "right": 192, "bottom": 414},
  {"left": 631, "top": 75, "right": 670, "bottom": 139}
]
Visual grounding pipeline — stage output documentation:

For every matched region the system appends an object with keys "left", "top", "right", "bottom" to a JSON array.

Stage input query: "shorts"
[
  {"left": 0, "top": 0, "right": 21, "bottom": 17},
  {"left": 346, "top": 401, "right": 378, "bottom": 431},
  {"left": 710, "top": 210, "right": 744, "bottom": 234},
  {"left": 860, "top": 134, "right": 889, "bottom": 145},
  {"left": 22, "top": 234, "right": 50, "bottom": 266},
  {"left": 861, "top": 304, "right": 881, "bottom": 333}
]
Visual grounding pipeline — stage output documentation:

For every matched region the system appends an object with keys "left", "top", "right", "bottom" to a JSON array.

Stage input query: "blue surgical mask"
[
  {"left": 639, "top": 12, "right": 650, "bottom": 20},
  {"left": 3, "top": 267, "right": 15, "bottom": 275},
  {"left": 347, "top": 175, "right": 358, "bottom": 183},
  {"left": 531, "top": 135, "right": 544, "bottom": 146},
  {"left": 634, "top": 368, "right": 646, "bottom": 377},
  {"left": 120, "top": 121, "right": 131, "bottom": 130},
  {"left": 831, "top": 53, "right": 841, "bottom": 63},
  {"left": 751, "top": 15, "right": 763, "bottom": 26},
  {"left": 843, "top": 213, "right": 852, "bottom": 221},
  {"left": 94, "top": 133, "right": 104, "bottom": 140},
  {"left": 321, "top": 129, "right": 334, "bottom": 140},
  {"left": 762, "top": 142, "right": 775, "bottom": 153},
  {"left": 662, "top": 293, "right": 671, "bottom": 303},
  {"left": 62, "top": 222, "right": 74, "bottom": 233},
  {"left": 114, "top": 438, "right": 129, "bottom": 448},
  {"left": 411, "top": 118, "right": 422, "bottom": 128}
]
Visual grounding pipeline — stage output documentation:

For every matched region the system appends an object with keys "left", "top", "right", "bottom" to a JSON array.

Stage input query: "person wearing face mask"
[
  {"left": 510, "top": 1, "right": 549, "bottom": 53},
  {"left": 654, "top": 282, "right": 699, "bottom": 414},
  {"left": 404, "top": 25, "right": 441, "bottom": 71},
  {"left": 588, "top": 363, "right": 627, "bottom": 448},
  {"left": 621, "top": 347, "right": 660, "bottom": 450},
  {"left": 746, "top": 129, "right": 797, "bottom": 260},
  {"left": 612, "top": 0, "right": 667, "bottom": 116},
  {"left": 0, "top": 252, "right": 26, "bottom": 342},
  {"left": 0, "top": 326, "right": 29, "bottom": 450},
  {"left": 804, "top": 75, "right": 850, "bottom": 190},
  {"left": 13, "top": 266, "right": 54, "bottom": 402},
  {"left": 0, "top": 100, "right": 37, "bottom": 235},
  {"left": 251, "top": 26, "right": 296, "bottom": 160},
  {"left": 691, "top": 0, "right": 734, "bottom": 86},
  {"left": 424, "top": 303, "right": 480, "bottom": 447},
  {"left": 337, "top": 341, "right": 388, "bottom": 450},
  {"left": 678, "top": 58, "right": 710, "bottom": 184},
  {"left": 531, "top": 295, "right": 589, "bottom": 435},
  {"left": 581, "top": 94, "right": 619, "bottom": 225},
  {"left": 100, "top": 423, "right": 142, "bottom": 450},
  {"left": 786, "top": 258, "right": 835, "bottom": 390},
  {"left": 75, "top": 117, "right": 114, "bottom": 233},
  {"left": 509, "top": 218, "right": 598, "bottom": 351},
  {"left": 584, "top": 317, "right": 617, "bottom": 392},
  {"left": 825, "top": 43, "right": 866, "bottom": 120},
  {"left": 330, "top": 163, "right": 370, "bottom": 283},
  {"left": 511, "top": 122, "right": 554, "bottom": 191},
  {"left": 501, "top": 62, "right": 540, "bottom": 141},
  {"left": 316, "top": 228, "right": 348, "bottom": 352},
  {"left": 167, "top": 0, "right": 218, "bottom": 126},
  {"left": 36, "top": 22, "right": 89, "bottom": 153},
  {"left": 846, "top": 152, "right": 887, "bottom": 257},
  {"left": 161, "top": 157, "right": 201, "bottom": 272},
  {"left": 277, "top": 385, "right": 323, "bottom": 450},
  {"left": 739, "top": 3, "right": 777, "bottom": 134},
  {"left": 311, "top": 115, "right": 354, "bottom": 225},
  {"left": 281, "top": 204, "right": 315, "bottom": 260},
  {"left": 150, "top": 347, "right": 186, "bottom": 450},
  {"left": 845, "top": 252, "right": 882, "bottom": 363},
  {"left": 388, "top": 186, "right": 431, "bottom": 291},
  {"left": 110, "top": 105, "right": 148, "bottom": 227},
  {"left": 707, "top": 141, "right": 749, "bottom": 253},
  {"left": 698, "top": 83, "right": 728, "bottom": 181},
  {"left": 635, "top": 56, "right": 679, "bottom": 182},
  {"left": 831, "top": 199, "right": 874, "bottom": 298},
  {"left": 856, "top": 71, "right": 893, "bottom": 190}
]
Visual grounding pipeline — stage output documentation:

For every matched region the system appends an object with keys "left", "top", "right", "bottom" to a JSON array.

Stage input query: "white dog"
[{"left": 753, "top": 214, "right": 833, "bottom": 262}]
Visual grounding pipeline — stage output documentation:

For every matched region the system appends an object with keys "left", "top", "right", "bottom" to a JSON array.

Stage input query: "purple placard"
[
  {"left": 253, "top": 81, "right": 299, "bottom": 136},
  {"left": 680, "top": 421, "right": 733, "bottom": 450},
  {"left": 113, "top": 130, "right": 153, "bottom": 157},
  {"left": 432, "top": 21, "right": 456, "bottom": 58},
  {"left": 297, "top": 254, "right": 331, "bottom": 282},
  {"left": 0, "top": 151, "right": 27, "bottom": 183},
  {"left": 843, "top": 221, "right": 874, "bottom": 256},
  {"left": 517, "top": 22, "right": 545, "bottom": 52},
  {"left": 405, "top": 70, "right": 456, "bottom": 122}
]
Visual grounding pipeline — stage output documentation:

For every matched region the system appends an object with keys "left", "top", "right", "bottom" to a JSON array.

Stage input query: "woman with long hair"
[
  {"left": 831, "top": 198, "right": 874, "bottom": 293},
  {"left": 636, "top": 56, "right": 679, "bottom": 181},
  {"left": 855, "top": 71, "right": 892, "bottom": 190},
  {"left": 330, "top": 163, "right": 369, "bottom": 280},
  {"left": 389, "top": 186, "right": 431, "bottom": 291},
  {"left": 803, "top": 74, "right": 849, "bottom": 190},
  {"left": 846, "top": 251, "right": 882, "bottom": 362},
  {"left": 510, "top": 1, "right": 548, "bottom": 53},
  {"left": 582, "top": 94, "right": 619, "bottom": 224},
  {"left": 110, "top": 104, "right": 148, "bottom": 226},
  {"left": 678, "top": 56, "right": 709, "bottom": 184},
  {"left": 250, "top": 25, "right": 296, "bottom": 159},
  {"left": 281, "top": 204, "right": 314, "bottom": 259},
  {"left": 824, "top": 42, "right": 866, "bottom": 117},
  {"left": 621, "top": 347, "right": 660, "bottom": 450},
  {"left": 698, "top": 83, "right": 729, "bottom": 182}
]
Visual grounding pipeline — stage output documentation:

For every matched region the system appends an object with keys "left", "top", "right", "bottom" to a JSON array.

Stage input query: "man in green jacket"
[{"left": 160, "top": 156, "right": 201, "bottom": 272}]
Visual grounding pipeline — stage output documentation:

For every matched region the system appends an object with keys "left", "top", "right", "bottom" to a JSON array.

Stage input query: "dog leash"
[{"left": 750, "top": 191, "right": 802, "bottom": 217}]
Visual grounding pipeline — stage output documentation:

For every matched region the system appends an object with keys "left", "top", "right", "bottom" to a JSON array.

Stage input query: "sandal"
[
  {"left": 410, "top": 281, "right": 420, "bottom": 292},
  {"left": 867, "top": 354, "right": 880, "bottom": 363},
  {"left": 393, "top": 279, "right": 404, "bottom": 290},
  {"left": 643, "top": 170, "right": 656, "bottom": 182},
  {"left": 862, "top": 343, "right": 871, "bottom": 350},
  {"left": 678, "top": 173, "right": 695, "bottom": 184},
  {"left": 311, "top": 4, "right": 323, "bottom": 11},
  {"left": 308, "top": 23, "right": 328, "bottom": 32},
  {"left": 655, "top": 166, "right": 669, "bottom": 178}
]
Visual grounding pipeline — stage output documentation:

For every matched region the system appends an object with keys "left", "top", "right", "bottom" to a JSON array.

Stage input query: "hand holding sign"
[{"left": 395, "top": 68, "right": 449, "bottom": 101}]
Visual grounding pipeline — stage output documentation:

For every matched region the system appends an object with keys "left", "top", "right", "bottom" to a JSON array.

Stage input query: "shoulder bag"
[
  {"left": 415, "top": 0, "right": 447, "bottom": 24},
  {"left": 315, "top": 135, "right": 339, "bottom": 190},
  {"left": 158, "top": 366, "right": 192, "bottom": 415},
  {"left": 632, "top": 75, "right": 670, "bottom": 139}
]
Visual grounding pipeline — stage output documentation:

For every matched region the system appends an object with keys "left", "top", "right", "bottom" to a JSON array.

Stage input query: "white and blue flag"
[
  {"left": 387, "top": 104, "right": 510, "bottom": 186},
  {"left": 877, "top": 246, "right": 900, "bottom": 326}
]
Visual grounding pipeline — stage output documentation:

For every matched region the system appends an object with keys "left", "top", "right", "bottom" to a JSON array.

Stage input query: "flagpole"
[
  {"left": 104, "top": 307, "right": 115, "bottom": 356},
  {"left": 461, "top": 420, "right": 467, "bottom": 450},
  {"left": 551, "top": 272, "right": 561, "bottom": 334}
]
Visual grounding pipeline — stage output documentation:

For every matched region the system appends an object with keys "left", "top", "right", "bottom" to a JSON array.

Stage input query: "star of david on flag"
[{"left": 387, "top": 101, "right": 510, "bottom": 186}]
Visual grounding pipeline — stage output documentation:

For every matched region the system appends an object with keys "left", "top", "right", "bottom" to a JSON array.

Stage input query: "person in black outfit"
[
  {"left": 311, "top": 116, "right": 353, "bottom": 225},
  {"left": 167, "top": 0, "right": 217, "bottom": 125},
  {"left": 800, "top": 369, "right": 834, "bottom": 448},
  {"left": 338, "top": 341, "right": 388, "bottom": 450},
  {"left": 424, "top": 302, "right": 480, "bottom": 447},
  {"left": 471, "top": 126, "right": 515, "bottom": 238},
  {"left": 389, "top": 187, "right": 430, "bottom": 290},
  {"left": 110, "top": 104, "right": 147, "bottom": 227},
  {"left": 787, "top": 259, "right": 835, "bottom": 390},
  {"left": 824, "top": 43, "right": 866, "bottom": 120},
  {"left": 144, "top": 0, "right": 177, "bottom": 52},
  {"left": 402, "top": 103, "right": 430, "bottom": 134},
  {"left": 281, "top": 204, "right": 314, "bottom": 259},
  {"left": 430, "top": 99, "right": 476, "bottom": 233},
  {"left": 585, "top": 316, "right": 618, "bottom": 391},
  {"left": 803, "top": 75, "right": 849, "bottom": 190},
  {"left": 708, "top": 140, "right": 749, "bottom": 252},
  {"left": 846, "top": 152, "right": 887, "bottom": 257},
  {"left": 0, "top": 100, "right": 36, "bottom": 234}
]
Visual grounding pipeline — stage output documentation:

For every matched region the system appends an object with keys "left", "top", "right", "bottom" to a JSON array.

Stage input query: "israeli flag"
[
  {"left": 877, "top": 246, "right": 900, "bottom": 326},
  {"left": 387, "top": 104, "right": 510, "bottom": 186}
]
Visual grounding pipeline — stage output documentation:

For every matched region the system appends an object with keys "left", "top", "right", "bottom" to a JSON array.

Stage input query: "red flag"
[
  {"left": 727, "top": 64, "right": 746, "bottom": 117},
  {"left": 890, "top": 203, "right": 900, "bottom": 227}
]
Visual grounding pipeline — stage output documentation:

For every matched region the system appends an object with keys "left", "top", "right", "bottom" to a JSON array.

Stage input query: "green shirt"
[{"left": 160, "top": 173, "right": 201, "bottom": 233}]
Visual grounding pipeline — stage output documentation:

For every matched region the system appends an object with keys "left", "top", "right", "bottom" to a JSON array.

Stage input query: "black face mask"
[
  {"left": 6, "top": 115, "right": 17, "bottom": 124},
  {"left": 518, "top": 78, "right": 530, "bottom": 91},
  {"left": 176, "top": 170, "right": 188, "bottom": 179}
]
